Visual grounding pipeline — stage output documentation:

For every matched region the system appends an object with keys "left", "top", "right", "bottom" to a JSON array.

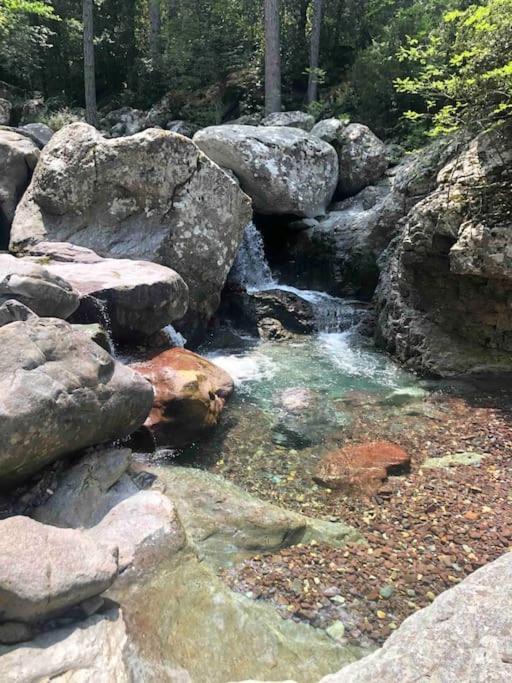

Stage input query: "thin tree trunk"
[
  {"left": 264, "top": 0, "right": 281, "bottom": 114},
  {"left": 82, "top": 0, "right": 98, "bottom": 127},
  {"left": 149, "top": 0, "right": 162, "bottom": 69},
  {"left": 307, "top": 0, "right": 323, "bottom": 104}
]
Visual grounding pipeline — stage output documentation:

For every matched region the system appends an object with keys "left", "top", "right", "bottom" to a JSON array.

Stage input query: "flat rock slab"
[
  {"left": 194, "top": 124, "right": 338, "bottom": 217},
  {"left": 422, "top": 451, "right": 485, "bottom": 469},
  {"left": 0, "top": 317, "right": 153, "bottom": 485},
  {"left": 0, "top": 608, "right": 129, "bottom": 682},
  {"left": 0, "top": 252, "right": 79, "bottom": 319},
  {"left": 27, "top": 241, "right": 189, "bottom": 340},
  {"left": 0, "top": 516, "right": 118, "bottom": 622}
]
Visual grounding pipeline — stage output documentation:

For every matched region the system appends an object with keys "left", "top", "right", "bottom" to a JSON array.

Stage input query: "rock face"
[
  {"left": 0, "top": 99, "right": 12, "bottom": 125},
  {"left": 261, "top": 111, "right": 315, "bottom": 131},
  {"left": 0, "top": 253, "right": 79, "bottom": 319},
  {"left": 26, "top": 241, "right": 189, "bottom": 341},
  {"left": 376, "top": 126, "right": 512, "bottom": 376},
  {"left": 276, "top": 136, "right": 465, "bottom": 299},
  {"left": 0, "top": 607, "right": 129, "bottom": 682},
  {"left": 131, "top": 348, "right": 234, "bottom": 447},
  {"left": 336, "top": 124, "right": 388, "bottom": 197},
  {"left": 10, "top": 123, "right": 252, "bottom": 333},
  {"left": 194, "top": 124, "right": 338, "bottom": 217},
  {"left": 0, "top": 516, "right": 118, "bottom": 622},
  {"left": 318, "top": 551, "right": 512, "bottom": 682},
  {"left": 0, "top": 130, "right": 39, "bottom": 248},
  {"left": 149, "top": 465, "right": 361, "bottom": 567},
  {"left": 0, "top": 317, "right": 153, "bottom": 485},
  {"left": 282, "top": 180, "right": 402, "bottom": 297},
  {"left": 314, "top": 442, "right": 410, "bottom": 495}
]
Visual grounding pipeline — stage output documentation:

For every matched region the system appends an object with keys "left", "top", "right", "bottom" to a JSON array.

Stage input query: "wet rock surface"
[{"left": 131, "top": 348, "right": 234, "bottom": 447}]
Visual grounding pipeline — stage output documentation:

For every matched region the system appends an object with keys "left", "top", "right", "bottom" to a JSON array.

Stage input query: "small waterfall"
[
  {"left": 230, "top": 222, "right": 276, "bottom": 291},
  {"left": 163, "top": 324, "right": 187, "bottom": 348},
  {"left": 82, "top": 294, "right": 117, "bottom": 356},
  {"left": 229, "top": 222, "right": 362, "bottom": 335}
]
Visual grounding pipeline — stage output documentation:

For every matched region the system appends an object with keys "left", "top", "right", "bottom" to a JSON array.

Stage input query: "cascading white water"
[
  {"left": 230, "top": 222, "right": 276, "bottom": 291},
  {"left": 83, "top": 294, "right": 117, "bottom": 356},
  {"left": 230, "top": 222, "right": 361, "bottom": 333}
]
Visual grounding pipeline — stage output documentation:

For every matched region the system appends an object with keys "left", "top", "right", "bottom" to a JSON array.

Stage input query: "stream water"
[{"left": 172, "top": 223, "right": 427, "bottom": 500}]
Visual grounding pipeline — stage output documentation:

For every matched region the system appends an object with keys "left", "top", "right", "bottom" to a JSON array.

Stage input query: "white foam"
[{"left": 207, "top": 351, "right": 276, "bottom": 386}]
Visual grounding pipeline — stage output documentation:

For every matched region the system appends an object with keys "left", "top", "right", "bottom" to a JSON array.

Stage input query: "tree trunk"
[
  {"left": 264, "top": 0, "right": 281, "bottom": 114},
  {"left": 307, "top": 0, "right": 323, "bottom": 104},
  {"left": 82, "top": 0, "right": 98, "bottom": 127},
  {"left": 149, "top": 0, "right": 162, "bottom": 69}
]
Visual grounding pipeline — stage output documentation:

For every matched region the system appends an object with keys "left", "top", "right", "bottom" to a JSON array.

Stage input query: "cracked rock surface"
[{"left": 10, "top": 123, "right": 252, "bottom": 333}]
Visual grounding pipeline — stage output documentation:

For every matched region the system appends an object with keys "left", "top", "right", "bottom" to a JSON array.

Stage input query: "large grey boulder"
[
  {"left": 336, "top": 124, "right": 388, "bottom": 197},
  {"left": 26, "top": 242, "right": 189, "bottom": 341},
  {"left": 0, "top": 607, "right": 129, "bottom": 682},
  {"left": 0, "top": 98, "right": 11, "bottom": 126},
  {"left": 0, "top": 516, "right": 118, "bottom": 622},
  {"left": 0, "top": 317, "right": 153, "bottom": 485},
  {"left": 18, "top": 122, "right": 54, "bottom": 148},
  {"left": 147, "top": 465, "right": 360, "bottom": 567},
  {"left": 10, "top": 123, "right": 252, "bottom": 333},
  {"left": 0, "top": 252, "right": 79, "bottom": 319},
  {"left": 194, "top": 124, "right": 338, "bottom": 217},
  {"left": 0, "top": 130, "right": 39, "bottom": 247},
  {"left": 261, "top": 111, "right": 315, "bottom": 131},
  {"left": 376, "top": 126, "right": 512, "bottom": 375}
]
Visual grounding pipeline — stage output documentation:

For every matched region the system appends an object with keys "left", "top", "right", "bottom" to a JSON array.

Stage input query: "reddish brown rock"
[
  {"left": 313, "top": 441, "right": 410, "bottom": 495},
  {"left": 131, "top": 348, "right": 234, "bottom": 447}
]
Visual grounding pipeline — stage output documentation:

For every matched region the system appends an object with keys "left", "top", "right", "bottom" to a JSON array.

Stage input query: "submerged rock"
[
  {"left": 0, "top": 516, "right": 118, "bottom": 622},
  {"left": 318, "top": 551, "right": 512, "bottom": 682},
  {"left": 194, "top": 124, "right": 338, "bottom": 217},
  {"left": 148, "top": 465, "right": 361, "bottom": 567},
  {"left": 314, "top": 441, "right": 410, "bottom": 495},
  {"left": 0, "top": 317, "right": 153, "bottom": 485},
  {"left": 0, "top": 607, "right": 129, "bottom": 682},
  {"left": 26, "top": 241, "right": 189, "bottom": 341},
  {"left": 261, "top": 110, "right": 315, "bottom": 131},
  {"left": 422, "top": 451, "right": 484, "bottom": 469},
  {"left": 10, "top": 123, "right": 251, "bottom": 335},
  {"left": 0, "top": 252, "right": 79, "bottom": 319},
  {"left": 131, "top": 348, "right": 234, "bottom": 448},
  {"left": 0, "top": 130, "right": 39, "bottom": 248},
  {"left": 119, "top": 552, "right": 364, "bottom": 683}
]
